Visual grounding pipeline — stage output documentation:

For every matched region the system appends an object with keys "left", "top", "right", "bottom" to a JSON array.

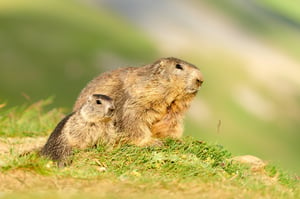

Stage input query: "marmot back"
[
  {"left": 73, "top": 57, "right": 204, "bottom": 146},
  {"left": 41, "top": 94, "right": 115, "bottom": 167}
]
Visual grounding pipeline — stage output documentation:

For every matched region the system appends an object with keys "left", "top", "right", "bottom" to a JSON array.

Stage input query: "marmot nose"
[{"left": 196, "top": 78, "right": 204, "bottom": 87}]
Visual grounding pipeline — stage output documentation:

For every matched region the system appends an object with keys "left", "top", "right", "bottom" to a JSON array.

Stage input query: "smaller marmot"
[{"left": 40, "top": 94, "right": 115, "bottom": 167}]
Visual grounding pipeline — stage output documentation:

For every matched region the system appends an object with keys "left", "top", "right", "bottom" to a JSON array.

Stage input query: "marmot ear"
[
  {"left": 159, "top": 59, "right": 167, "bottom": 66},
  {"left": 155, "top": 62, "right": 166, "bottom": 75},
  {"left": 153, "top": 59, "right": 165, "bottom": 67}
]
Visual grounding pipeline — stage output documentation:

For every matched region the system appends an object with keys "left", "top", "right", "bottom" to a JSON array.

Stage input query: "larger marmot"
[
  {"left": 74, "top": 57, "right": 204, "bottom": 146},
  {"left": 41, "top": 94, "right": 115, "bottom": 167}
]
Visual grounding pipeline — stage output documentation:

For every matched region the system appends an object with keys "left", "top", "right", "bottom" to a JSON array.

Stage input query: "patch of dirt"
[
  {"left": 1, "top": 168, "right": 296, "bottom": 199},
  {"left": 0, "top": 137, "right": 47, "bottom": 167},
  {"left": 0, "top": 137, "right": 46, "bottom": 155},
  {"left": 0, "top": 170, "right": 269, "bottom": 198}
]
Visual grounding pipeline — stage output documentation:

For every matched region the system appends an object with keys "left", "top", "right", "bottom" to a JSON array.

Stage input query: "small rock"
[
  {"left": 97, "top": 167, "right": 107, "bottom": 172},
  {"left": 45, "top": 161, "right": 54, "bottom": 168},
  {"left": 0, "top": 159, "right": 6, "bottom": 167},
  {"left": 130, "top": 170, "right": 141, "bottom": 177},
  {"left": 231, "top": 155, "right": 266, "bottom": 171}
]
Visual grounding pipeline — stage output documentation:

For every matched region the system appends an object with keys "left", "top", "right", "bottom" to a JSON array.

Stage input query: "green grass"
[
  {"left": 1, "top": 138, "right": 236, "bottom": 179},
  {"left": 0, "top": 98, "right": 65, "bottom": 137},
  {"left": 0, "top": 100, "right": 299, "bottom": 198},
  {"left": 1, "top": 138, "right": 299, "bottom": 198},
  {"left": 1, "top": 137, "right": 300, "bottom": 198}
]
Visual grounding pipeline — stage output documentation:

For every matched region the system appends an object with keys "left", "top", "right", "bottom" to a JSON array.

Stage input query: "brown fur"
[
  {"left": 41, "top": 94, "right": 115, "bottom": 167},
  {"left": 73, "top": 57, "right": 204, "bottom": 146}
]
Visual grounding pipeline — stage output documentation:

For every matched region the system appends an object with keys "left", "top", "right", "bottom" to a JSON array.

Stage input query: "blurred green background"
[{"left": 0, "top": 0, "right": 299, "bottom": 174}]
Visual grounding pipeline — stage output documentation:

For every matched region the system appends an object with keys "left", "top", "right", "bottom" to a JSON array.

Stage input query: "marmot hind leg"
[{"left": 40, "top": 144, "right": 73, "bottom": 168}]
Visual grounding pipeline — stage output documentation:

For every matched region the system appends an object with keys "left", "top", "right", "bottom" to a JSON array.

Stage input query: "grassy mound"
[
  {"left": 1, "top": 137, "right": 299, "bottom": 198},
  {"left": 0, "top": 100, "right": 299, "bottom": 198}
]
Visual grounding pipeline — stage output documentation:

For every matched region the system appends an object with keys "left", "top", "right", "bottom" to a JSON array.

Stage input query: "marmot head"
[
  {"left": 152, "top": 57, "right": 204, "bottom": 96},
  {"left": 80, "top": 94, "right": 115, "bottom": 122}
]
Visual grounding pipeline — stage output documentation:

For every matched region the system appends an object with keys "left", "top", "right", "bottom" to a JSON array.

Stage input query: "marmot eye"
[
  {"left": 96, "top": 100, "right": 102, "bottom": 105},
  {"left": 175, "top": 64, "right": 183, "bottom": 70}
]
